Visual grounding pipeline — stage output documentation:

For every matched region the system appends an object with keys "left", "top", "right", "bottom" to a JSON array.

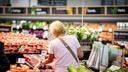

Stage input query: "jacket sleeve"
[{"left": 0, "top": 42, "right": 10, "bottom": 72}]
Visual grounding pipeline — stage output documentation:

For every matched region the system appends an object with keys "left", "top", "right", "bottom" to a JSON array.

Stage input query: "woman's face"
[{"left": 49, "top": 29, "right": 56, "bottom": 38}]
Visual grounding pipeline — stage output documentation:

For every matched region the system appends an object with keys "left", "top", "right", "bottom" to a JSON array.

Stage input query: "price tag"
[
  {"left": 17, "top": 58, "right": 25, "bottom": 64},
  {"left": 87, "top": 7, "right": 104, "bottom": 14},
  {"left": 0, "top": 25, "right": 11, "bottom": 32},
  {"left": 114, "top": 31, "right": 128, "bottom": 41}
]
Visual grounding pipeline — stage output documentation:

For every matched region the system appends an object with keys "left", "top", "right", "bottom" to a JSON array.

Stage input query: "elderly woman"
[{"left": 35, "top": 20, "right": 83, "bottom": 72}]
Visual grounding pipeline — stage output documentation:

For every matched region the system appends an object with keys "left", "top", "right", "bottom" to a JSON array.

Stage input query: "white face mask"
[
  {"left": 49, "top": 29, "right": 55, "bottom": 37},
  {"left": 49, "top": 29, "right": 53, "bottom": 34}
]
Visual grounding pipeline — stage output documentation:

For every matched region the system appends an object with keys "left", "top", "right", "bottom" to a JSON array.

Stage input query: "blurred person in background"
[
  {"left": 34, "top": 20, "right": 83, "bottom": 72},
  {"left": 0, "top": 41, "right": 10, "bottom": 72}
]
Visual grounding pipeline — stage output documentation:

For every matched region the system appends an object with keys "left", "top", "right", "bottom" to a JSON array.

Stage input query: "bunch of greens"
[
  {"left": 22, "top": 22, "right": 30, "bottom": 29},
  {"left": 0, "top": 21, "right": 13, "bottom": 25},
  {"left": 22, "top": 21, "right": 46, "bottom": 29},
  {"left": 29, "top": 21, "right": 46, "bottom": 29},
  {"left": 68, "top": 65, "right": 93, "bottom": 72},
  {"left": 66, "top": 26, "right": 98, "bottom": 40},
  {"left": 106, "top": 68, "right": 127, "bottom": 72}
]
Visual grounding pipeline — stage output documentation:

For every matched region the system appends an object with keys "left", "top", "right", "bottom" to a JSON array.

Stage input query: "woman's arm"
[
  {"left": 42, "top": 54, "right": 54, "bottom": 65},
  {"left": 34, "top": 54, "right": 54, "bottom": 69}
]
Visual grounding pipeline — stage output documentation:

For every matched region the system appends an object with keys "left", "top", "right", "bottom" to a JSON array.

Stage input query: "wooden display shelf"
[
  {"left": 115, "top": 29, "right": 128, "bottom": 32},
  {"left": 0, "top": 24, "right": 12, "bottom": 27},
  {"left": 0, "top": 5, "right": 127, "bottom": 16}
]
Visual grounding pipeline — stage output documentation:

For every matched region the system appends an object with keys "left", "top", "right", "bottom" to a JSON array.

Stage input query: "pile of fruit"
[
  {"left": 0, "top": 32, "right": 48, "bottom": 53},
  {"left": 7, "top": 64, "right": 40, "bottom": 72},
  {"left": 99, "top": 32, "right": 113, "bottom": 41},
  {"left": 86, "top": 23, "right": 116, "bottom": 42}
]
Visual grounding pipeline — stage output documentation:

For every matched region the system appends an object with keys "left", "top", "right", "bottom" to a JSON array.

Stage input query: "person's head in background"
[{"left": 49, "top": 20, "right": 65, "bottom": 38}]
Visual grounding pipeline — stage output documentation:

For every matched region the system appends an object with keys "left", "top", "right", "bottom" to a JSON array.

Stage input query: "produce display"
[
  {"left": 102, "top": 23, "right": 117, "bottom": 31},
  {"left": 22, "top": 21, "right": 47, "bottom": 29},
  {"left": 22, "top": 21, "right": 49, "bottom": 38},
  {"left": 106, "top": 68, "right": 127, "bottom": 72},
  {"left": 66, "top": 25, "right": 98, "bottom": 41},
  {"left": 86, "top": 23, "right": 117, "bottom": 42},
  {"left": 0, "top": 21, "right": 13, "bottom": 25},
  {"left": 7, "top": 64, "right": 40, "bottom": 72},
  {"left": 86, "top": 23, "right": 100, "bottom": 29},
  {"left": 0, "top": 20, "right": 127, "bottom": 71},
  {"left": 86, "top": 23, "right": 117, "bottom": 31},
  {"left": 66, "top": 23, "right": 116, "bottom": 42},
  {"left": 99, "top": 31, "right": 113, "bottom": 41},
  {"left": 68, "top": 65, "right": 93, "bottom": 72},
  {"left": 0, "top": 32, "right": 48, "bottom": 53}
]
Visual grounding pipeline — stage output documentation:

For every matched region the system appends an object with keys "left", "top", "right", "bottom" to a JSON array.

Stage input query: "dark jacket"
[{"left": 0, "top": 42, "right": 10, "bottom": 72}]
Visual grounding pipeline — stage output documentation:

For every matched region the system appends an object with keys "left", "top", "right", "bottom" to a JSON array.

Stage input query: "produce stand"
[{"left": 0, "top": 1, "right": 128, "bottom": 71}]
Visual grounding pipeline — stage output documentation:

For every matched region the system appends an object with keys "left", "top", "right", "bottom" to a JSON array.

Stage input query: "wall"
[
  {"left": 10, "top": 0, "right": 38, "bottom": 7},
  {"left": 10, "top": 0, "right": 102, "bottom": 7},
  {"left": 30, "top": 0, "right": 38, "bottom": 6},
  {"left": 0, "top": 0, "right": 10, "bottom": 6},
  {"left": 67, "top": 0, "right": 101, "bottom": 6},
  {"left": 10, "top": 0, "right": 29, "bottom": 7}
]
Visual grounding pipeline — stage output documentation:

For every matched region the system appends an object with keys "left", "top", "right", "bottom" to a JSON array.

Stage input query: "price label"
[
  {"left": 114, "top": 31, "right": 128, "bottom": 41},
  {"left": 17, "top": 58, "right": 25, "bottom": 64},
  {"left": 0, "top": 25, "right": 11, "bottom": 32},
  {"left": 108, "top": 7, "right": 128, "bottom": 14},
  {"left": 87, "top": 7, "right": 104, "bottom": 14}
]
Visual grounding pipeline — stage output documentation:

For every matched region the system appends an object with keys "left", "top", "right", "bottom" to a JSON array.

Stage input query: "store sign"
[
  {"left": 108, "top": 7, "right": 128, "bottom": 14},
  {"left": 87, "top": 7, "right": 104, "bottom": 14},
  {"left": 11, "top": 8, "right": 25, "bottom": 14},
  {"left": 0, "top": 25, "right": 11, "bottom": 32},
  {"left": 114, "top": 31, "right": 128, "bottom": 41},
  {"left": 117, "top": 7, "right": 128, "bottom": 14}
]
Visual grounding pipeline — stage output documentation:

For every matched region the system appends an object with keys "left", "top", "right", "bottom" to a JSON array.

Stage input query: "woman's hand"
[{"left": 34, "top": 60, "right": 42, "bottom": 69}]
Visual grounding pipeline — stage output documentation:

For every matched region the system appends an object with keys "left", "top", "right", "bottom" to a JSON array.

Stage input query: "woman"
[{"left": 35, "top": 20, "right": 83, "bottom": 72}]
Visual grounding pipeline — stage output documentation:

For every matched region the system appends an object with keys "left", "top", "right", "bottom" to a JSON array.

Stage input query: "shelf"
[
  {"left": 0, "top": 15, "right": 128, "bottom": 22},
  {"left": 0, "top": 24, "right": 12, "bottom": 27},
  {"left": 0, "top": 6, "right": 128, "bottom": 15},
  {"left": 115, "top": 29, "right": 128, "bottom": 32},
  {"left": 0, "top": 6, "right": 128, "bottom": 22}
]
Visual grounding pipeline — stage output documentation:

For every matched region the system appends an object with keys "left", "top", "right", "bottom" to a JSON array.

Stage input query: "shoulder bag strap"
[{"left": 59, "top": 37, "right": 78, "bottom": 63}]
